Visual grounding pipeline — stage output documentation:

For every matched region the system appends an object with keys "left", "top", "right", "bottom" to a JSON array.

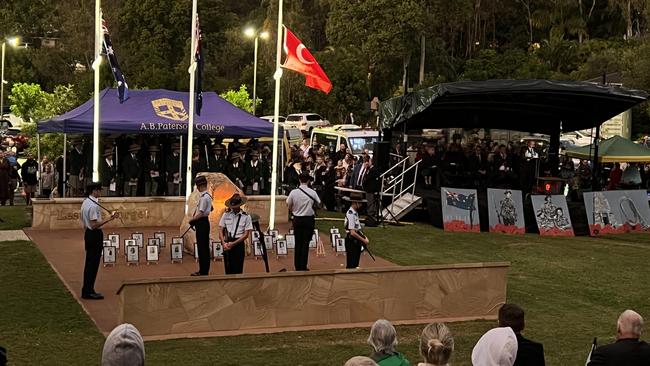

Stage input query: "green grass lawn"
[
  {"left": 1, "top": 217, "right": 650, "bottom": 365},
  {"left": 0, "top": 205, "right": 32, "bottom": 230}
]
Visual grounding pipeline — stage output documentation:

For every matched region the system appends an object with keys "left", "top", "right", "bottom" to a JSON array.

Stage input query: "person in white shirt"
[
  {"left": 344, "top": 191, "right": 369, "bottom": 268},
  {"left": 286, "top": 172, "right": 321, "bottom": 271},
  {"left": 190, "top": 176, "right": 213, "bottom": 276},
  {"left": 219, "top": 193, "right": 253, "bottom": 274},
  {"left": 80, "top": 181, "right": 117, "bottom": 299}
]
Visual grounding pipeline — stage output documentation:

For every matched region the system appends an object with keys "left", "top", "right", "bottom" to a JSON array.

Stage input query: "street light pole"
[
  {"left": 0, "top": 38, "right": 20, "bottom": 120},
  {"left": 1, "top": 42, "right": 5, "bottom": 120},
  {"left": 245, "top": 28, "right": 268, "bottom": 116},
  {"left": 253, "top": 35, "right": 258, "bottom": 116}
]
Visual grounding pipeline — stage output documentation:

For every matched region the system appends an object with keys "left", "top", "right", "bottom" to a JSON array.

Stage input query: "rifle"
[
  {"left": 357, "top": 231, "right": 376, "bottom": 261},
  {"left": 494, "top": 198, "right": 503, "bottom": 225}
]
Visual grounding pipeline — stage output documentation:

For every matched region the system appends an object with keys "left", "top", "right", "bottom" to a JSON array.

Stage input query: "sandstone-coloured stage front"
[
  {"left": 27, "top": 193, "right": 509, "bottom": 341},
  {"left": 27, "top": 225, "right": 508, "bottom": 340}
]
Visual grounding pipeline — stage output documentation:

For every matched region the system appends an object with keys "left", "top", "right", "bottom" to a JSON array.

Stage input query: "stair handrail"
[{"left": 380, "top": 157, "right": 421, "bottom": 218}]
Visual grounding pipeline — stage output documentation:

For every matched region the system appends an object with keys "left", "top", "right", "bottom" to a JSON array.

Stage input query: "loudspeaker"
[{"left": 373, "top": 141, "right": 391, "bottom": 172}]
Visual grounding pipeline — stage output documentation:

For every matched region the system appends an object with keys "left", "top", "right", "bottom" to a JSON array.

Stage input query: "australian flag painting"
[
  {"left": 442, "top": 188, "right": 480, "bottom": 233},
  {"left": 101, "top": 17, "right": 129, "bottom": 103}
]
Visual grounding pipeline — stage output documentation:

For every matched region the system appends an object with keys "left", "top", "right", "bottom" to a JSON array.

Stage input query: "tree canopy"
[{"left": 3, "top": 0, "right": 650, "bottom": 136}]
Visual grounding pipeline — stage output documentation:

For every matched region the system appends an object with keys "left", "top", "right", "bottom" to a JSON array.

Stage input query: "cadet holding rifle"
[
  {"left": 80, "top": 182, "right": 119, "bottom": 300},
  {"left": 190, "top": 176, "right": 213, "bottom": 276},
  {"left": 344, "top": 191, "right": 370, "bottom": 269},
  {"left": 219, "top": 193, "right": 252, "bottom": 274}
]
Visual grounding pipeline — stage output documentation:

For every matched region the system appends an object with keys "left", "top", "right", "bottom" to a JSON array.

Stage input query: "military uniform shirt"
[
  {"left": 286, "top": 184, "right": 320, "bottom": 217},
  {"left": 196, "top": 191, "right": 213, "bottom": 217},
  {"left": 345, "top": 207, "right": 362, "bottom": 233},
  {"left": 219, "top": 211, "right": 253, "bottom": 238},
  {"left": 81, "top": 196, "right": 102, "bottom": 230}
]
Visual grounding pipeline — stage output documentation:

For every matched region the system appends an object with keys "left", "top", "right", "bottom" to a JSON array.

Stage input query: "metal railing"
[{"left": 379, "top": 156, "right": 420, "bottom": 214}]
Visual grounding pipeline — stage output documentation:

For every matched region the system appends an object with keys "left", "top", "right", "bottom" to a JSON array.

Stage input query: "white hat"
[{"left": 471, "top": 327, "right": 518, "bottom": 366}]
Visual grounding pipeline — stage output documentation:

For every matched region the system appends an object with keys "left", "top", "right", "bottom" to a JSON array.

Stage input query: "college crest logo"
[{"left": 151, "top": 98, "right": 188, "bottom": 121}]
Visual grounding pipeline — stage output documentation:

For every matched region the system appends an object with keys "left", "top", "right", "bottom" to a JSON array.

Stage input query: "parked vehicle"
[
  {"left": 561, "top": 130, "right": 593, "bottom": 146},
  {"left": 310, "top": 127, "right": 379, "bottom": 158},
  {"left": 259, "top": 115, "right": 286, "bottom": 126},
  {"left": 284, "top": 113, "right": 330, "bottom": 132}
]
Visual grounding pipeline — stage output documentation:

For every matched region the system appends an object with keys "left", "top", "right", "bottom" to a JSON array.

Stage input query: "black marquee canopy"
[{"left": 379, "top": 79, "right": 649, "bottom": 135}]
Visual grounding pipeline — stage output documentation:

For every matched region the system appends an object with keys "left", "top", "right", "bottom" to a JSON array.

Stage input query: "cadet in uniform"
[
  {"left": 144, "top": 145, "right": 162, "bottom": 196},
  {"left": 190, "top": 176, "right": 213, "bottom": 276},
  {"left": 244, "top": 150, "right": 264, "bottom": 195},
  {"left": 122, "top": 144, "right": 141, "bottom": 196},
  {"left": 286, "top": 172, "right": 320, "bottom": 271},
  {"left": 80, "top": 181, "right": 117, "bottom": 299},
  {"left": 344, "top": 191, "right": 370, "bottom": 269},
  {"left": 219, "top": 193, "right": 253, "bottom": 274},
  {"left": 208, "top": 144, "right": 227, "bottom": 174},
  {"left": 99, "top": 148, "right": 117, "bottom": 196},
  {"left": 166, "top": 143, "right": 182, "bottom": 196},
  {"left": 226, "top": 152, "right": 246, "bottom": 189}
]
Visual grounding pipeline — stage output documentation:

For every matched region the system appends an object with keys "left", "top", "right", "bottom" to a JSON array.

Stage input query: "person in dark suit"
[
  {"left": 99, "top": 148, "right": 118, "bottom": 196},
  {"left": 588, "top": 309, "right": 650, "bottom": 366},
  {"left": 208, "top": 144, "right": 227, "bottom": 174},
  {"left": 499, "top": 303, "right": 545, "bottom": 366},
  {"left": 226, "top": 152, "right": 246, "bottom": 189},
  {"left": 121, "top": 144, "right": 141, "bottom": 197},
  {"left": 144, "top": 145, "right": 162, "bottom": 196}
]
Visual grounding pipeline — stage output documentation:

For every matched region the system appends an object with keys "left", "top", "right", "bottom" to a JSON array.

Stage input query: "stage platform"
[{"left": 24, "top": 226, "right": 394, "bottom": 337}]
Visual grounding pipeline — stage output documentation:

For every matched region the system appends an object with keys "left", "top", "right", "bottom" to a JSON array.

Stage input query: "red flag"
[{"left": 282, "top": 26, "right": 332, "bottom": 94}]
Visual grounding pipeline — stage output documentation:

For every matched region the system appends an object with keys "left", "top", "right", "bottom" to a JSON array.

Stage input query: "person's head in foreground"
[
  {"left": 344, "top": 356, "right": 379, "bottom": 366},
  {"left": 366, "top": 319, "right": 410, "bottom": 365},
  {"left": 419, "top": 322, "right": 454, "bottom": 366},
  {"left": 498, "top": 303, "right": 524, "bottom": 334},
  {"left": 368, "top": 319, "right": 398, "bottom": 356},
  {"left": 101, "top": 323, "right": 145, "bottom": 366},
  {"left": 617, "top": 309, "right": 644, "bottom": 340},
  {"left": 471, "top": 327, "right": 518, "bottom": 366}
]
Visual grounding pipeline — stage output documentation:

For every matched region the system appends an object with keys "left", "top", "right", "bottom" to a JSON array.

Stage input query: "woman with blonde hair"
[{"left": 419, "top": 323, "right": 454, "bottom": 366}]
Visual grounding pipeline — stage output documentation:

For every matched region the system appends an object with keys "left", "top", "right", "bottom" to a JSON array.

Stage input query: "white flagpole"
[
  {"left": 92, "top": 2, "right": 102, "bottom": 182},
  {"left": 185, "top": 0, "right": 198, "bottom": 214},
  {"left": 269, "top": 0, "right": 284, "bottom": 230}
]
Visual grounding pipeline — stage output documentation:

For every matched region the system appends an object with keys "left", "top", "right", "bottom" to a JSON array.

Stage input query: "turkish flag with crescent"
[{"left": 282, "top": 26, "right": 332, "bottom": 94}]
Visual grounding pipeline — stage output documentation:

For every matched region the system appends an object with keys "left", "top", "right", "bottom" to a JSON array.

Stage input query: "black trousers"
[
  {"left": 223, "top": 240, "right": 245, "bottom": 274},
  {"left": 293, "top": 216, "right": 315, "bottom": 271},
  {"left": 345, "top": 236, "right": 362, "bottom": 269},
  {"left": 195, "top": 217, "right": 211, "bottom": 275},
  {"left": 82, "top": 228, "right": 103, "bottom": 295}
]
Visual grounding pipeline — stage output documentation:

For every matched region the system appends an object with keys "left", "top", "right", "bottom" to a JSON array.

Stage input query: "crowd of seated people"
[{"left": 1, "top": 305, "right": 644, "bottom": 365}]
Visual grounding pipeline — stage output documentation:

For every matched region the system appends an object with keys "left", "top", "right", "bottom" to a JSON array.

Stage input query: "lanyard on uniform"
[{"left": 228, "top": 213, "right": 242, "bottom": 238}]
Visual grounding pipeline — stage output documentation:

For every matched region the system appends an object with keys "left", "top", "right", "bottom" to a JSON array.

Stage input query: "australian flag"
[
  {"left": 445, "top": 190, "right": 475, "bottom": 211},
  {"left": 194, "top": 14, "right": 204, "bottom": 115},
  {"left": 102, "top": 17, "right": 129, "bottom": 103}
]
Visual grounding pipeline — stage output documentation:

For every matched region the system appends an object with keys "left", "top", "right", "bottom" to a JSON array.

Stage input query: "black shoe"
[{"left": 81, "top": 292, "right": 104, "bottom": 300}]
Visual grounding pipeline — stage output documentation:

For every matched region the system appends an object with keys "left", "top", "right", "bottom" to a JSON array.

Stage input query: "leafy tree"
[
  {"left": 10, "top": 83, "right": 80, "bottom": 158},
  {"left": 220, "top": 84, "right": 259, "bottom": 114}
]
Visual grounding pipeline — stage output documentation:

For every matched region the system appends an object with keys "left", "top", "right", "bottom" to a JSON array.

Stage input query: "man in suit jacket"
[
  {"left": 588, "top": 309, "right": 650, "bottom": 366},
  {"left": 499, "top": 303, "right": 545, "bottom": 366}
]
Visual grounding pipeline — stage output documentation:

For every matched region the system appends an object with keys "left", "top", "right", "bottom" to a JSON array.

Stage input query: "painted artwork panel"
[
  {"left": 487, "top": 188, "right": 526, "bottom": 234},
  {"left": 531, "top": 194, "right": 574, "bottom": 236},
  {"left": 584, "top": 190, "right": 650, "bottom": 235},
  {"left": 441, "top": 187, "right": 480, "bottom": 232}
]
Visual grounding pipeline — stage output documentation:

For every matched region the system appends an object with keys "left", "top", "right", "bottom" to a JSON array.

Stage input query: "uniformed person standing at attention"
[
  {"left": 286, "top": 172, "right": 321, "bottom": 271},
  {"left": 190, "top": 176, "right": 213, "bottom": 276},
  {"left": 219, "top": 193, "right": 253, "bottom": 274},
  {"left": 80, "top": 182, "right": 117, "bottom": 299},
  {"left": 344, "top": 191, "right": 369, "bottom": 269}
]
